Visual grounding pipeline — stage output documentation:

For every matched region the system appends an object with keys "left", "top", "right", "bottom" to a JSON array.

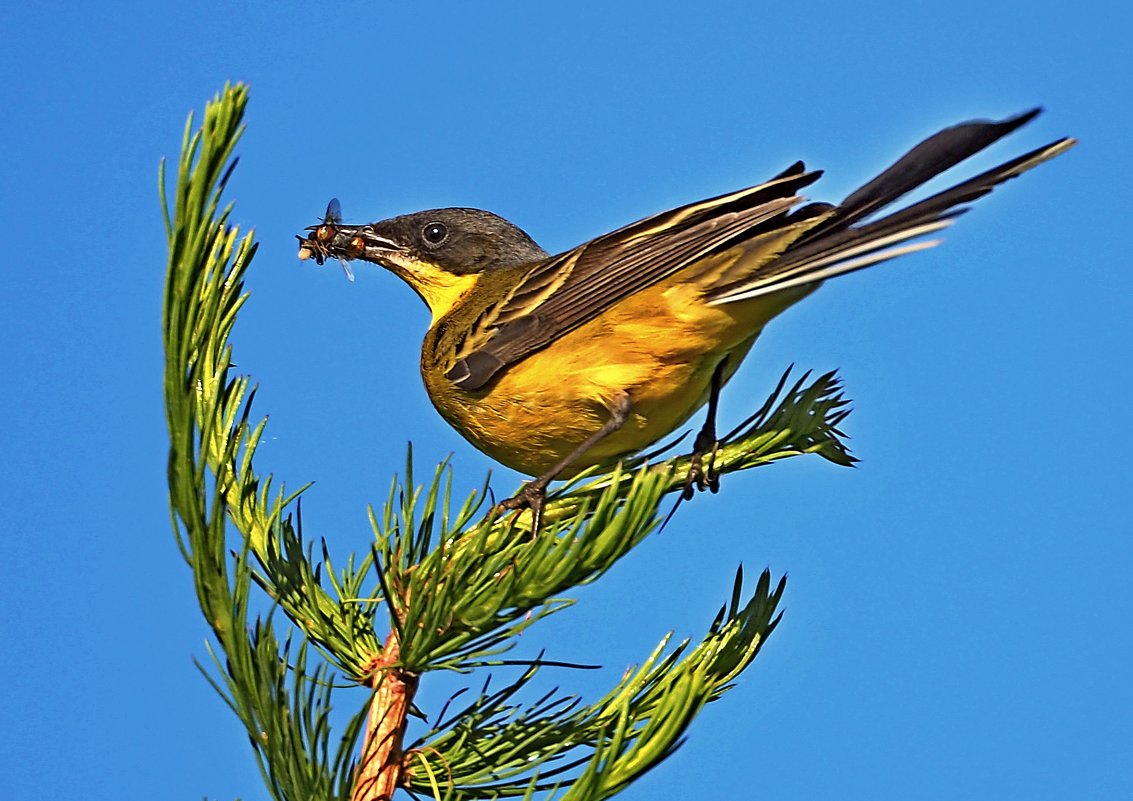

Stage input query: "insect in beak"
[{"left": 297, "top": 198, "right": 357, "bottom": 282}]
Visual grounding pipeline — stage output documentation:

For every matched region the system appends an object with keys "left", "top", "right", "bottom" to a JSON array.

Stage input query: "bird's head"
[{"left": 299, "top": 206, "right": 548, "bottom": 318}]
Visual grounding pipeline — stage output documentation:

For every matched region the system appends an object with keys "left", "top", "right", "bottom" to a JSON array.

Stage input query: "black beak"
[{"left": 354, "top": 229, "right": 406, "bottom": 253}]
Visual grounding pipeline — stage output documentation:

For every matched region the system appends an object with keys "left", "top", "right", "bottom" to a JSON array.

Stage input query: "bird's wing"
[
  {"left": 445, "top": 167, "right": 822, "bottom": 390},
  {"left": 447, "top": 110, "right": 1075, "bottom": 390}
]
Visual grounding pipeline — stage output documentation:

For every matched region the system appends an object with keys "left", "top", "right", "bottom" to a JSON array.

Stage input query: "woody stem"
[{"left": 351, "top": 633, "right": 418, "bottom": 801}]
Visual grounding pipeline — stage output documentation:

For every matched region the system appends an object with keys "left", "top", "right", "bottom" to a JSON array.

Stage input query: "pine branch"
[
  {"left": 402, "top": 568, "right": 784, "bottom": 799},
  {"left": 163, "top": 84, "right": 361, "bottom": 801}
]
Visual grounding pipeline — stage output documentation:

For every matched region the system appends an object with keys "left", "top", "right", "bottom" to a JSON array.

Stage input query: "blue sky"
[{"left": 1, "top": 2, "right": 1130, "bottom": 799}]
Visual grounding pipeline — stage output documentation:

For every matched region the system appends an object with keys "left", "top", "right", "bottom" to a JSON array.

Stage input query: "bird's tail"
[{"left": 708, "top": 109, "right": 1076, "bottom": 305}]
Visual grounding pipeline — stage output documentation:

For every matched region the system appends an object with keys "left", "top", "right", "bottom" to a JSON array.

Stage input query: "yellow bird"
[{"left": 298, "top": 109, "right": 1073, "bottom": 525}]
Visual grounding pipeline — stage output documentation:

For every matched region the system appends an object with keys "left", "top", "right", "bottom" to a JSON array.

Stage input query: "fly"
[{"left": 297, "top": 198, "right": 356, "bottom": 282}]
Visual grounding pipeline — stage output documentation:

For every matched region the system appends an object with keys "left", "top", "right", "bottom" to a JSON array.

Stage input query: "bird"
[{"left": 298, "top": 109, "right": 1074, "bottom": 528}]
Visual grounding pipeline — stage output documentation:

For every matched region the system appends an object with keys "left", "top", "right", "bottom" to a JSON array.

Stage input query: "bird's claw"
[
  {"left": 496, "top": 481, "right": 547, "bottom": 536},
  {"left": 682, "top": 438, "right": 721, "bottom": 500}
]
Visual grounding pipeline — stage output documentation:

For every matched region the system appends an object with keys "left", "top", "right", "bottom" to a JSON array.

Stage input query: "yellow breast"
[{"left": 421, "top": 277, "right": 801, "bottom": 477}]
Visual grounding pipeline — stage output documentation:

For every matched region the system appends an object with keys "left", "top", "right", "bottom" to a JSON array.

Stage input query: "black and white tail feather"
[{"left": 708, "top": 108, "right": 1075, "bottom": 305}]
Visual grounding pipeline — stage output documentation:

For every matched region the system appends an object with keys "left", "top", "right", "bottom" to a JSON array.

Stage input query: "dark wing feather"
[{"left": 447, "top": 169, "right": 821, "bottom": 389}]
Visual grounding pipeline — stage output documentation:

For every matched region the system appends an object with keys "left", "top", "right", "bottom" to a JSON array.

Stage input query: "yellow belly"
[{"left": 422, "top": 279, "right": 807, "bottom": 477}]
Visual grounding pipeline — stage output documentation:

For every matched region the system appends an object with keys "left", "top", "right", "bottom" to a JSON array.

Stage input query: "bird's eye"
[{"left": 422, "top": 221, "right": 449, "bottom": 246}]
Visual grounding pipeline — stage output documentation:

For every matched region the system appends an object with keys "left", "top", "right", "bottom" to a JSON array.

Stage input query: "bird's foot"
[
  {"left": 682, "top": 430, "right": 721, "bottom": 500},
  {"left": 496, "top": 480, "right": 548, "bottom": 536}
]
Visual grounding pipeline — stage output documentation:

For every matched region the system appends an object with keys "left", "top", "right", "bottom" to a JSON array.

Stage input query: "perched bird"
[{"left": 298, "top": 109, "right": 1074, "bottom": 526}]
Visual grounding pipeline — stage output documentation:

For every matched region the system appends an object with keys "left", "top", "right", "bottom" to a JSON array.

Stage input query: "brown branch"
[{"left": 352, "top": 632, "right": 419, "bottom": 801}]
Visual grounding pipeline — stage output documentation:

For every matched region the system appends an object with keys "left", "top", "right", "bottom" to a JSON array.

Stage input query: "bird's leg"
[
  {"left": 683, "top": 358, "right": 727, "bottom": 500},
  {"left": 498, "top": 394, "right": 632, "bottom": 534}
]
